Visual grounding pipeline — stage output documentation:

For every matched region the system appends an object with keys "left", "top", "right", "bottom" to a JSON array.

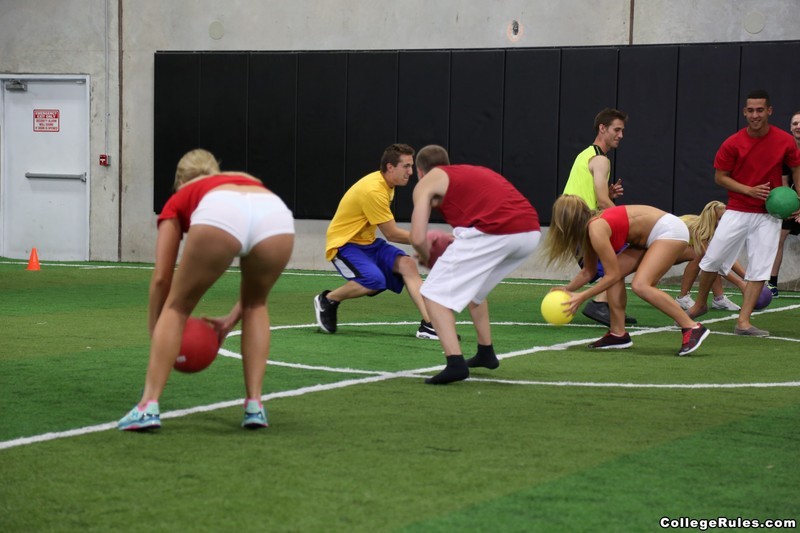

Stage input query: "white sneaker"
[
  {"left": 712, "top": 295, "right": 740, "bottom": 311},
  {"left": 675, "top": 294, "right": 695, "bottom": 310}
]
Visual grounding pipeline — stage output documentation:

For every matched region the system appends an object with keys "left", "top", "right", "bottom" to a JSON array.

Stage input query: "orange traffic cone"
[{"left": 26, "top": 248, "right": 40, "bottom": 271}]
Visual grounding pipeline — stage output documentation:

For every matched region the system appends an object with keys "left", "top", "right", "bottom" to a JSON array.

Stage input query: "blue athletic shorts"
[
  {"left": 331, "top": 239, "right": 406, "bottom": 294},
  {"left": 577, "top": 243, "right": 629, "bottom": 283}
]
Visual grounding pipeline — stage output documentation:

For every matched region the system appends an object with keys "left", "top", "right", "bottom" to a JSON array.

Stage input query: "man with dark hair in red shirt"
[
  {"left": 410, "top": 145, "right": 541, "bottom": 384},
  {"left": 686, "top": 90, "right": 800, "bottom": 336}
]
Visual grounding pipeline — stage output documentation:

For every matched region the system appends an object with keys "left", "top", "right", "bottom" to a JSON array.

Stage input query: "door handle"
[{"left": 25, "top": 172, "right": 86, "bottom": 182}]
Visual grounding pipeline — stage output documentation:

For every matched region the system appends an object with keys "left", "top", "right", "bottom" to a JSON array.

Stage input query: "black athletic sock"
[
  {"left": 466, "top": 343, "right": 499, "bottom": 369},
  {"left": 425, "top": 355, "right": 469, "bottom": 385},
  {"left": 769, "top": 276, "right": 778, "bottom": 286}
]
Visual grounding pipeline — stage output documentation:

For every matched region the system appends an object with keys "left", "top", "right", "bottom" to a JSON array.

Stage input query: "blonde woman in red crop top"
[
  {"left": 541, "top": 194, "right": 710, "bottom": 356},
  {"left": 118, "top": 149, "right": 295, "bottom": 431}
]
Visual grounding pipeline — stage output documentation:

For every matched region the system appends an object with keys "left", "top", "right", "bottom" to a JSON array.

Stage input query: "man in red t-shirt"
[
  {"left": 687, "top": 90, "right": 800, "bottom": 336},
  {"left": 410, "top": 145, "right": 541, "bottom": 384}
]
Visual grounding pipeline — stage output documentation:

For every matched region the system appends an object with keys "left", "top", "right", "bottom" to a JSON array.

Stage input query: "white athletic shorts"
[
  {"left": 421, "top": 227, "right": 541, "bottom": 313},
  {"left": 699, "top": 210, "right": 780, "bottom": 281},
  {"left": 646, "top": 213, "right": 689, "bottom": 247},
  {"left": 191, "top": 190, "right": 295, "bottom": 256}
]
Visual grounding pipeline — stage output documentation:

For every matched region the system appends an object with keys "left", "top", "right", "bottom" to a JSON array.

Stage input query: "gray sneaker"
[
  {"left": 733, "top": 325, "right": 769, "bottom": 337},
  {"left": 676, "top": 294, "right": 695, "bottom": 310},
  {"left": 712, "top": 295, "right": 740, "bottom": 311}
]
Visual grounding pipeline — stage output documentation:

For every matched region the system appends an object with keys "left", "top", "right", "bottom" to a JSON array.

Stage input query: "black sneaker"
[
  {"left": 582, "top": 300, "right": 637, "bottom": 326},
  {"left": 767, "top": 282, "right": 779, "bottom": 297},
  {"left": 416, "top": 320, "right": 439, "bottom": 340},
  {"left": 313, "top": 290, "right": 339, "bottom": 333},
  {"left": 588, "top": 331, "right": 633, "bottom": 349},
  {"left": 677, "top": 324, "right": 710, "bottom": 356}
]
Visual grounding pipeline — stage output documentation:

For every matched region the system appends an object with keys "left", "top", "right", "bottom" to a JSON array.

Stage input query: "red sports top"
[
  {"left": 436, "top": 165, "right": 539, "bottom": 234},
  {"left": 591, "top": 205, "right": 628, "bottom": 252},
  {"left": 158, "top": 174, "right": 266, "bottom": 232},
  {"left": 714, "top": 126, "right": 800, "bottom": 213}
]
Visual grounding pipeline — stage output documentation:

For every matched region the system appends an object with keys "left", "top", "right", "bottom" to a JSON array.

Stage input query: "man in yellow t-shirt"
[
  {"left": 313, "top": 143, "right": 437, "bottom": 339},
  {"left": 563, "top": 108, "right": 637, "bottom": 327}
]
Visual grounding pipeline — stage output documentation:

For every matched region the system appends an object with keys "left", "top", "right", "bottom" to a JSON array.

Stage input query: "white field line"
[
  {"left": 1, "top": 282, "right": 798, "bottom": 450},
  {"left": 6, "top": 257, "right": 799, "bottom": 297}
]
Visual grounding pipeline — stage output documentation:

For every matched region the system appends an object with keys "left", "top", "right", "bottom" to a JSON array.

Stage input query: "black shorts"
[{"left": 782, "top": 217, "right": 800, "bottom": 236}]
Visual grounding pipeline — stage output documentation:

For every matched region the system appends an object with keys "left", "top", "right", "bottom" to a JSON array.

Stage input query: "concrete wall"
[
  {"left": 2, "top": 0, "right": 799, "bottom": 285},
  {"left": 0, "top": 0, "right": 120, "bottom": 260}
]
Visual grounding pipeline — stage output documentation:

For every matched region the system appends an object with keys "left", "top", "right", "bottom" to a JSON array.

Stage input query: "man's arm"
[
  {"left": 588, "top": 155, "right": 616, "bottom": 209},
  {"left": 410, "top": 169, "right": 449, "bottom": 264},
  {"left": 791, "top": 166, "right": 800, "bottom": 221},
  {"left": 377, "top": 219, "right": 410, "bottom": 244},
  {"left": 714, "top": 169, "right": 770, "bottom": 200}
]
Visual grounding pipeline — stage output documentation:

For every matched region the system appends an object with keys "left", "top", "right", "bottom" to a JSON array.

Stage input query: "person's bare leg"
[
  {"left": 735, "top": 280, "right": 766, "bottom": 333},
  {"left": 466, "top": 300, "right": 498, "bottom": 369},
  {"left": 394, "top": 255, "right": 431, "bottom": 323},
  {"left": 630, "top": 241, "right": 699, "bottom": 329},
  {"left": 140, "top": 225, "right": 240, "bottom": 406},
  {"left": 423, "top": 297, "right": 468, "bottom": 384},
  {"left": 686, "top": 270, "right": 715, "bottom": 319},
  {"left": 239, "top": 234, "right": 293, "bottom": 400},
  {"left": 327, "top": 281, "right": 377, "bottom": 302}
]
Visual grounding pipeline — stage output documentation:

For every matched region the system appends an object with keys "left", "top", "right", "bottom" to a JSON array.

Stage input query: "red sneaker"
[
  {"left": 678, "top": 324, "right": 710, "bottom": 356},
  {"left": 588, "top": 331, "right": 632, "bottom": 349}
]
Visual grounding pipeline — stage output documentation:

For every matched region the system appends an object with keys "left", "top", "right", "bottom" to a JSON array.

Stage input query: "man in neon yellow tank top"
[{"left": 563, "top": 108, "right": 636, "bottom": 326}]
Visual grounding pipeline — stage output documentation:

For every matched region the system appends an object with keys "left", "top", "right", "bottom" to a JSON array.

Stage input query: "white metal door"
[{"left": 1, "top": 76, "right": 90, "bottom": 261}]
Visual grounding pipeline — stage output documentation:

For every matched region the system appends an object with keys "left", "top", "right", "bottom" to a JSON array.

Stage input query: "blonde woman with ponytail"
[
  {"left": 541, "top": 195, "right": 710, "bottom": 356},
  {"left": 118, "top": 149, "right": 295, "bottom": 431},
  {"left": 676, "top": 201, "right": 746, "bottom": 311}
]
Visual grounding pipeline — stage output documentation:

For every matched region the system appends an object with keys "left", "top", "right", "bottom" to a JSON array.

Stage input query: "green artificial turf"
[{"left": 0, "top": 259, "right": 798, "bottom": 531}]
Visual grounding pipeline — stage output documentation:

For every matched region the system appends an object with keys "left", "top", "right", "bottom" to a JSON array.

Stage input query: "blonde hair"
[
  {"left": 685, "top": 200, "right": 726, "bottom": 255},
  {"left": 174, "top": 149, "right": 221, "bottom": 189},
  {"left": 540, "top": 195, "right": 594, "bottom": 268}
]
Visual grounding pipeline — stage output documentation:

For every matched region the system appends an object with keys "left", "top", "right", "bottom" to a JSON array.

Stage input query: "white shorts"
[
  {"left": 191, "top": 190, "right": 295, "bottom": 256},
  {"left": 646, "top": 213, "right": 689, "bottom": 247},
  {"left": 421, "top": 227, "right": 541, "bottom": 313},
  {"left": 699, "top": 210, "right": 780, "bottom": 281}
]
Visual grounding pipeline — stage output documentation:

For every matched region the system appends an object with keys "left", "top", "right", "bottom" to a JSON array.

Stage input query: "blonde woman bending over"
[
  {"left": 118, "top": 149, "right": 294, "bottom": 431},
  {"left": 675, "top": 200, "right": 746, "bottom": 312},
  {"left": 541, "top": 195, "right": 710, "bottom": 356}
]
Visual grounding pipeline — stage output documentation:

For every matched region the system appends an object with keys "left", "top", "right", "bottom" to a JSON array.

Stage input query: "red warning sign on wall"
[{"left": 33, "top": 109, "right": 60, "bottom": 132}]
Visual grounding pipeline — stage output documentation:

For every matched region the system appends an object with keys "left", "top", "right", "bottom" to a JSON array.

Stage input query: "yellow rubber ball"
[{"left": 541, "top": 290, "right": 574, "bottom": 325}]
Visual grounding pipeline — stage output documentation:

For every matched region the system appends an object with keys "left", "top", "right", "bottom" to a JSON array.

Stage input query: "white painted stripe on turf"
[
  {"left": 463, "top": 378, "right": 800, "bottom": 388},
  {"left": 4, "top": 310, "right": 800, "bottom": 451},
  {"left": 0, "top": 373, "right": 400, "bottom": 451},
  {"left": 218, "top": 347, "right": 383, "bottom": 374}
]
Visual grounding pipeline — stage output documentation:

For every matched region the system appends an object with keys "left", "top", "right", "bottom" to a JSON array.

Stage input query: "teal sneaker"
[
  {"left": 118, "top": 401, "right": 161, "bottom": 431},
  {"left": 241, "top": 399, "right": 268, "bottom": 429}
]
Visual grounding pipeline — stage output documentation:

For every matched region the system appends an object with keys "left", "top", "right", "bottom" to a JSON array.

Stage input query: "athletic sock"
[
  {"left": 466, "top": 343, "right": 499, "bottom": 369},
  {"left": 769, "top": 276, "right": 778, "bottom": 286},
  {"left": 425, "top": 355, "right": 469, "bottom": 385}
]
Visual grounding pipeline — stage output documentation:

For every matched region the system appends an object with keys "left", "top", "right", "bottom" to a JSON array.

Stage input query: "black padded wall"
[
  {"left": 153, "top": 53, "right": 199, "bottom": 212},
  {"left": 502, "top": 48, "right": 561, "bottom": 221},
  {"left": 248, "top": 53, "right": 298, "bottom": 208},
  {"left": 154, "top": 41, "right": 800, "bottom": 224},
  {"left": 673, "top": 44, "right": 740, "bottom": 216},
  {"left": 616, "top": 46, "right": 678, "bottom": 211},
  {"left": 395, "top": 51, "right": 451, "bottom": 220},
  {"left": 198, "top": 54, "right": 248, "bottom": 172},
  {"left": 345, "top": 52, "right": 399, "bottom": 188},
  {"left": 295, "top": 52, "right": 347, "bottom": 219},
  {"left": 556, "top": 47, "right": 619, "bottom": 195},
  {"left": 449, "top": 50, "right": 505, "bottom": 171},
  {"left": 739, "top": 41, "right": 800, "bottom": 130}
]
